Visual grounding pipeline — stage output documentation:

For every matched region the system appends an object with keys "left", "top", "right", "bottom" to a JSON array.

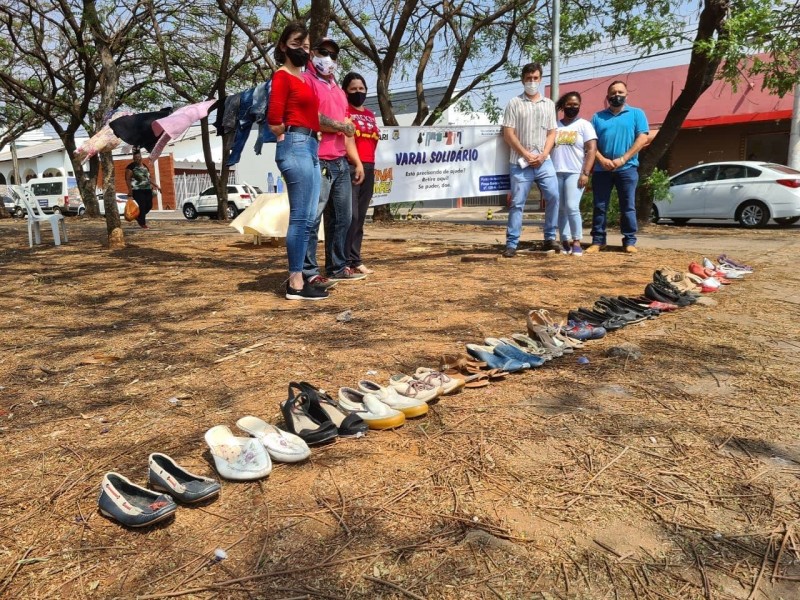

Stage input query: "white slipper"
[
  {"left": 357, "top": 380, "right": 429, "bottom": 418},
  {"left": 236, "top": 416, "right": 311, "bottom": 463},
  {"left": 204, "top": 425, "right": 272, "bottom": 480}
]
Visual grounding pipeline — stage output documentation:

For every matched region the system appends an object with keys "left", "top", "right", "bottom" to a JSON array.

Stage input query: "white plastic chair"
[{"left": 18, "top": 189, "right": 68, "bottom": 247}]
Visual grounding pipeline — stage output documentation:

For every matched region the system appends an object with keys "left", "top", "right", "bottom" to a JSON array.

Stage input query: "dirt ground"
[{"left": 1, "top": 217, "right": 799, "bottom": 600}]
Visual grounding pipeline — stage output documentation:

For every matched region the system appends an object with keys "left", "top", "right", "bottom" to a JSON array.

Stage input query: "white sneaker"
[
  {"left": 337, "top": 387, "right": 406, "bottom": 429},
  {"left": 413, "top": 368, "right": 464, "bottom": 394},
  {"left": 388, "top": 374, "right": 440, "bottom": 403},
  {"left": 358, "top": 380, "right": 429, "bottom": 418}
]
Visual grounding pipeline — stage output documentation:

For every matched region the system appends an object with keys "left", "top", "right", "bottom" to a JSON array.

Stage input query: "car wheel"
[
  {"left": 737, "top": 200, "right": 770, "bottom": 228},
  {"left": 14, "top": 206, "right": 25, "bottom": 218},
  {"left": 51, "top": 206, "right": 62, "bottom": 215},
  {"left": 78, "top": 207, "right": 85, "bottom": 216},
  {"left": 671, "top": 218, "right": 690, "bottom": 225},
  {"left": 774, "top": 216, "right": 800, "bottom": 227},
  {"left": 650, "top": 204, "right": 660, "bottom": 224},
  {"left": 225, "top": 204, "right": 239, "bottom": 220},
  {"left": 183, "top": 204, "right": 198, "bottom": 220}
]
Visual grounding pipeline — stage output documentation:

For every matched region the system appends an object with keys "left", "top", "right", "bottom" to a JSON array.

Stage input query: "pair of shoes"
[
  {"left": 502, "top": 247, "right": 516, "bottom": 258},
  {"left": 624, "top": 245, "right": 638, "bottom": 253},
  {"left": 392, "top": 369, "right": 464, "bottom": 397},
  {"left": 99, "top": 454, "right": 222, "bottom": 527},
  {"left": 339, "top": 385, "right": 410, "bottom": 427},
  {"left": 286, "top": 281, "right": 329, "bottom": 301},
  {"left": 563, "top": 320, "right": 606, "bottom": 340},
  {"left": 718, "top": 254, "right": 754, "bottom": 272},
  {"left": 330, "top": 267, "right": 367, "bottom": 281},
  {"left": 466, "top": 343, "right": 530, "bottom": 372},
  {"left": 571, "top": 241, "right": 583, "bottom": 256},
  {"left": 545, "top": 239, "right": 562, "bottom": 253},
  {"left": 236, "top": 416, "right": 311, "bottom": 463},
  {"left": 282, "top": 382, "right": 368, "bottom": 442},
  {"left": 527, "top": 310, "right": 584, "bottom": 352},
  {"left": 205, "top": 425, "right": 273, "bottom": 480},
  {"left": 702, "top": 257, "right": 746, "bottom": 279},
  {"left": 307, "top": 275, "right": 338, "bottom": 290},
  {"left": 484, "top": 337, "right": 546, "bottom": 367},
  {"left": 358, "top": 380, "right": 430, "bottom": 416},
  {"left": 354, "top": 264, "right": 374, "bottom": 274},
  {"left": 508, "top": 334, "right": 559, "bottom": 361},
  {"left": 560, "top": 241, "right": 572, "bottom": 255},
  {"left": 584, "top": 244, "right": 604, "bottom": 254}
]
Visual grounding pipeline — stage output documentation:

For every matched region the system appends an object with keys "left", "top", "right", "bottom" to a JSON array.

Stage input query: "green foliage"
[
  {"left": 642, "top": 168, "right": 671, "bottom": 202},
  {"left": 580, "top": 186, "right": 620, "bottom": 228}
]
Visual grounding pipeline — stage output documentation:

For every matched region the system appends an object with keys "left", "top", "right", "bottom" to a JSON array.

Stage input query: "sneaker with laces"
[
  {"left": 329, "top": 267, "right": 367, "bottom": 282},
  {"left": 286, "top": 281, "right": 329, "bottom": 301},
  {"left": 502, "top": 247, "right": 516, "bottom": 258},
  {"left": 571, "top": 241, "right": 583, "bottom": 256},
  {"left": 307, "top": 275, "right": 338, "bottom": 290}
]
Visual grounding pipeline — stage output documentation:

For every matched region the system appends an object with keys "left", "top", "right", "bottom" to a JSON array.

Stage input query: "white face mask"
[
  {"left": 524, "top": 81, "right": 539, "bottom": 96},
  {"left": 312, "top": 55, "right": 336, "bottom": 76}
]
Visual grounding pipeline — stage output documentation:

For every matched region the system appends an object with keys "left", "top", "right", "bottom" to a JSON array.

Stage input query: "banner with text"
[{"left": 371, "top": 126, "right": 510, "bottom": 206}]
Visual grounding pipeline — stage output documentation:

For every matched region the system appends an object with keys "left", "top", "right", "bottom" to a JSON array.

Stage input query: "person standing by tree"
[
  {"left": 586, "top": 81, "right": 650, "bottom": 254},
  {"left": 125, "top": 148, "right": 161, "bottom": 229},
  {"left": 551, "top": 91, "right": 597, "bottom": 256},
  {"left": 303, "top": 38, "right": 365, "bottom": 285},
  {"left": 343, "top": 72, "right": 380, "bottom": 275},
  {"left": 267, "top": 22, "right": 328, "bottom": 301},
  {"left": 501, "top": 62, "right": 559, "bottom": 257}
]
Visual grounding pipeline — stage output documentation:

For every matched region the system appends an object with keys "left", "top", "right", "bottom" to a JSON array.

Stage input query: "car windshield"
[
  {"left": 763, "top": 164, "right": 800, "bottom": 175},
  {"left": 253, "top": 187, "right": 263, "bottom": 194}
]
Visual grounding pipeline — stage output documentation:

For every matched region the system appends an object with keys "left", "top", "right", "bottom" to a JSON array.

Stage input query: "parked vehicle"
[
  {"left": 180, "top": 183, "right": 261, "bottom": 221},
  {"left": 23, "top": 176, "right": 82, "bottom": 215},
  {"left": 654, "top": 161, "right": 800, "bottom": 228},
  {"left": 2, "top": 193, "right": 16, "bottom": 216},
  {"left": 78, "top": 193, "right": 128, "bottom": 216}
]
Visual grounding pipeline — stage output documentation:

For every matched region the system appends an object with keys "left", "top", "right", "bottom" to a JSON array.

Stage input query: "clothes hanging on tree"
[
  {"left": 109, "top": 108, "right": 173, "bottom": 151},
  {"left": 149, "top": 99, "right": 217, "bottom": 162},
  {"left": 227, "top": 88, "right": 255, "bottom": 166},
  {"left": 74, "top": 111, "right": 132, "bottom": 163}
]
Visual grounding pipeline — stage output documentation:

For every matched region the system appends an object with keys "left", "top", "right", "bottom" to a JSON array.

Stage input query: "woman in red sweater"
[
  {"left": 267, "top": 22, "right": 326, "bottom": 301},
  {"left": 343, "top": 72, "right": 380, "bottom": 275}
]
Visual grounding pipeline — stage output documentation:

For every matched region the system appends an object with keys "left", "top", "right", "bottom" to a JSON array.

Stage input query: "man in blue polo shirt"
[{"left": 586, "top": 81, "right": 649, "bottom": 253}]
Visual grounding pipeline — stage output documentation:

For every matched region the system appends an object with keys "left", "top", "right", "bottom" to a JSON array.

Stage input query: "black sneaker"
[
  {"left": 307, "top": 275, "right": 338, "bottom": 290},
  {"left": 502, "top": 247, "right": 516, "bottom": 258},
  {"left": 286, "top": 281, "right": 329, "bottom": 301},
  {"left": 545, "top": 239, "right": 562, "bottom": 253},
  {"left": 329, "top": 267, "right": 367, "bottom": 281}
]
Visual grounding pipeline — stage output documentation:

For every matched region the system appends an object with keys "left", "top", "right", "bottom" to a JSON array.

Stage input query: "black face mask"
[
  {"left": 347, "top": 91, "right": 367, "bottom": 107},
  {"left": 563, "top": 106, "right": 580, "bottom": 119},
  {"left": 608, "top": 94, "right": 626, "bottom": 108},
  {"left": 285, "top": 47, "right": 309, "bottom": 67}
]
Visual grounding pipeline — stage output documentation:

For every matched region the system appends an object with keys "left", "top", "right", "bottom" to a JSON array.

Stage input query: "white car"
[
  {"left": 180, "top": 183, "right": 261, "bottom": 221},
  {"left": 77, "top": 193, "right": 127, "bottom": 216},
  {"left": 654, "top": 161, "right": 800, "bottom": 228}
]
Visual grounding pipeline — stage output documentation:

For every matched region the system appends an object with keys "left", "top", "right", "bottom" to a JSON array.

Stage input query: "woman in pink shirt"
[{"left": 343, "top": 72, "right": 380, "bottom": 274}]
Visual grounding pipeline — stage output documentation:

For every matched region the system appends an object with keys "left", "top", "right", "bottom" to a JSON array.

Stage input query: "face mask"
[
  {"left": 524, "top": 82, "right": 539, "bottom": 96},
  {"left": 563, "top": 106, "right": 579, "bottom": 119},
  {"left": 347, "top": 91, "right": 367, "bottom": 107},
  {"left": 285, "top": 47, "right": 308, "bottom": 67},
  {"left": 608, "top": 94, "right": 626, "bottom": 108},
  {"left": 312, "top": 55, "right": 335, "bottom": 76}
]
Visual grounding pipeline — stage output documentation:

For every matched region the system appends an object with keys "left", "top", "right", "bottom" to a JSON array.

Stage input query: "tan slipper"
[{"left": 444, "top": 369, "right": 491, "bottom": 388}]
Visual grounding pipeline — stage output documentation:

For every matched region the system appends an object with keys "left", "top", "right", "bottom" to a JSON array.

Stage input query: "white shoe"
[
  {"left": 236, "top": 415, "right": 310, "bottom": 463},
  {"left": 358, "top": 380, "right": 429, "bottom": 418},
  {"left": 702, "top": 276, "right": 722, "bottom": 289},
  {"left": 387, "top": 375, "right": 440, "bottom": 403},
  {"left": 338, "top": 388, "right": 406, "bottom": 429},
  {"left": 413, "top": 368, "right": 464, "bottom": 394},
  {"left": 204, "top": 425, "right": 272, "bottom": 480}
]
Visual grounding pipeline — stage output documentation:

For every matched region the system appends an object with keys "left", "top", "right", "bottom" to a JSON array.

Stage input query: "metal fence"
[{"left": 173, "top": 172, "right": 238, "bottom": 205}]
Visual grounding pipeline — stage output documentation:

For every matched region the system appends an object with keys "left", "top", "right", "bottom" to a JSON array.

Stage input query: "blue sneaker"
[
  {"left": 466, "top": 344, "right": 529, "bottom": 373},
  {"left": 484, "top": 338, "right": 545, "bottom": 367}
]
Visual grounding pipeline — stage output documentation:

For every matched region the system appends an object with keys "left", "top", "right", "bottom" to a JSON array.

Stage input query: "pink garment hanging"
[
  {"left": 148, "top": 132, "right": 172, "bottom": 163},
  {"left": 152, "top": 100, "right": 217, "bottom": 139}
]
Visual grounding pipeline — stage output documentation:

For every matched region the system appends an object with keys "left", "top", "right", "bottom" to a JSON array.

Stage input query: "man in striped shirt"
[{"left": 501, "top": 62, "right": 559, "bottom": 257}]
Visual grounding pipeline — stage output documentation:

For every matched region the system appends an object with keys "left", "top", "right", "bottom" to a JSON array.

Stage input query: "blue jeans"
[
  {"left": 275, "top": 132, "right": 321, "bottom": 273},
  {"left": 557, "top": 172, "right": 584, "bottom": 242},
  {"left": 304, "top": 156, "right": 353, "bottom": 277},
  {"left": 507, "top": 160, "right": 559, "bottom": 249},
  {"left": 591, "top": 168, "right": 639, "bottom": 246}
]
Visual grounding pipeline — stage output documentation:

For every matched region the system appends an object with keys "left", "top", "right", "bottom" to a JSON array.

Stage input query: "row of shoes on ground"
[
  {"left": 99, "top": 453, "right": 221, "bottom": 528},
  {"left": 279, "top": 374, "right": 464, "bottom": 444}
]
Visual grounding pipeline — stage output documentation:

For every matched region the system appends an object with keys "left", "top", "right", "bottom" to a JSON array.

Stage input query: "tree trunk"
[
  {"left": 636, "top": 0, "right": 728, "bottom": 223},
  {"left": 64, "top": 136, "right": 101, "bottom": 217},
  {"left": 308, "top": 0, "right": 332, "bottom": 42}
]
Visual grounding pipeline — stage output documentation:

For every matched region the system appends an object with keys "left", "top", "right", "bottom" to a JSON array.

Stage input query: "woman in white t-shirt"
[{"left": 551, "top": 92, "right": 597, "bottom": 256}]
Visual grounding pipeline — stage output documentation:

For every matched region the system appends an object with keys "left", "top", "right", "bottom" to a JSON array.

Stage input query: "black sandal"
[{"left": 281, "top": 385, "right": 338, "bottom": 445}]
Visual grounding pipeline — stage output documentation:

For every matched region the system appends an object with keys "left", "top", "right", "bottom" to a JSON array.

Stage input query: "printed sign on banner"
[{"left": 371, "top": 126, "right": 511, "bottom": 206}]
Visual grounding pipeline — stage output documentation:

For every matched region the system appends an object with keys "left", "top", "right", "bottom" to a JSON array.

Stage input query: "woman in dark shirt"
[{"left": 267, "top": 22, "right": 325, "bottom": 301}]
